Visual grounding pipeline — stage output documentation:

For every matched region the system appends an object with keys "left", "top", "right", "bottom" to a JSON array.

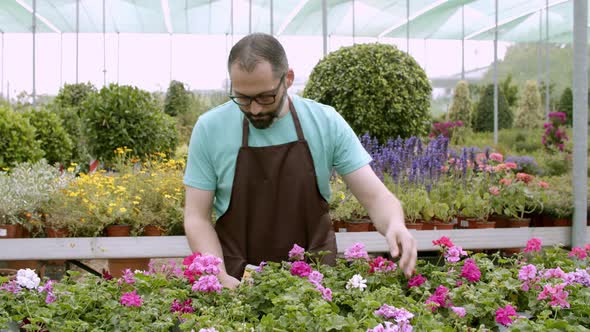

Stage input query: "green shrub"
[
  {"left": 557, "top": 87, "right": 573, "bottom": 127},
  {"left": 514, "top": 80, "right": 543, "bottom": 129},
  {"left": 164, "top": 80, "right": 192, "bottom": 116},
  {"left": 472, "top": 84, "right": 513, "bottom": 132},
  {"left": 82, "top": 84, "right": 178, "bottom": 165},
  {"left": 0, "top": 107, "right": 43, "bottom": 168},
  {"left": 303, "top": 43, "right": 432, "bottom": 142},
  {"left": 540, "top": 151, "right": 571, "bottom": 176},
  {"left": 448, "top": 80, "right": 472, "bottom": 126},
  {"left": 23, "top": 108, "right": 73, "bottom": 165},
  {"left": 53, "top": 82, "right": 97, "bottom": 109},
  {"left": 50, "top": 105, "right": 90, "bottom": 166}
]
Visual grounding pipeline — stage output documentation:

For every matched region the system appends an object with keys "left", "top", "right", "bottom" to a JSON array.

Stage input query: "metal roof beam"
[
  {"left": 465, "top": 0, "right": 569, "bottom": 40},
  {"left": 161, "top": 0, "right": 173, "bottom": 34},
  {"left": 378, "top": 0, "right": 451, "bottom": 39},
  {"left": 276, "top": 0, "right": 310, "bottom": 36},
  {"left": 15, "top": 0, "right": 61, "bottom": 33}
]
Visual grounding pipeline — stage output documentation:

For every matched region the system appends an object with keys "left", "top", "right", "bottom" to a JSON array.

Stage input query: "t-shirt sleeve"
[
  {"left": 183, "top": 117, "right": 217, "bottom": 191},
  {"left": 331, "top": 109, "right": 373, "bottom": 176}
]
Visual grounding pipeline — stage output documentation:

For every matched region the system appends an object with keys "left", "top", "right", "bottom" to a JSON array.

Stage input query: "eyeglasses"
[{"left": 229, "top": 74, "right": 285, "bottom": 106}]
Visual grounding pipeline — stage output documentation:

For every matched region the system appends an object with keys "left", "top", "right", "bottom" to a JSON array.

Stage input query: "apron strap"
[{"left": 241, "top": 97, "right": 304, "bottom": 147}]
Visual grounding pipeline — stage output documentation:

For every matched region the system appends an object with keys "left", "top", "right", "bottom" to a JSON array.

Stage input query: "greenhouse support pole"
[
  {"left": 116, "top": 32, "right": 120, "bottom": 84},
  {"left": 461, "top": 4, "right": 464, "bottom": 80},
  {"left": 572, "top": 0, "right": 588, "bottom": 248},
  {"left": 230, "top": 0, "right": 234, "bottom": 45},
  {"left": 60, "top": 33, "right": 63, "bottom": 87},
  {"left": 1, "top": 32, "right": 4, "bottom": 99},
  {"left": 538, "top": 10, "right": 542, "bottom": 85},
  {"left": 270, "top": 0, "right": 274, "bottom": 35},
  {"left": 103, "top": 0, "right": 107, "bottom": 87},
  {"left": 322, "top": 0, "right": 327, "bottom": 57},
  {"left": 493, "top": 0, "right": 498, "bottom": 145},
  {"left": 406, "top": 0, "right": 409, "bottom": 53},
  {"left": 249, "top": 0, "right": 252, "bottom": 34},
  {"left": 76, "top": 0, "right": 79, "bottom": 84},
  {"left": 352, "top": 0, "right": 356, "bottom": 44},
  {"left": 169, "top": 34, "right": 172, "bottom": 83},
  {"left": 32, "top": 0, "right": 36, "bottom": 106},
  {"left": 545, "top": 0, "right": 550, "bottom": 118}
]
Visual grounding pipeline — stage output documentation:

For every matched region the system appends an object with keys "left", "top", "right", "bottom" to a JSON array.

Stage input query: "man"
[{"left": 183, "top": 33, "right": 416, "bottom": 288}]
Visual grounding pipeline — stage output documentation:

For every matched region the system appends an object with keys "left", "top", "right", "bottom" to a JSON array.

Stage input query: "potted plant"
[
  {"left": 495, "top": 173, "right": 543, "bottom": 228},
  {"left": 460, "top": 191, "right": 495, "bottom": 228}
]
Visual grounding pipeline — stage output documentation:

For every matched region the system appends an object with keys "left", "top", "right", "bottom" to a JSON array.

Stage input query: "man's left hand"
[{"left": 385, "top": 226, "right": 417, "bottom": 278}]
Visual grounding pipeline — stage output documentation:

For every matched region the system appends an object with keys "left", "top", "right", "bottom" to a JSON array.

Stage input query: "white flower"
[
  {"left": 16, "top": 268, "right": 40, "bottom": 289},
  {"left": 346, "top": 274, "right": 367, "bottom": 291}
]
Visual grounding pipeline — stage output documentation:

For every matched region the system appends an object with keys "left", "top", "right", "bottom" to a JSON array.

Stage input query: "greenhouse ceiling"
[{"left": 0, "top": 0, "right": 584, "bottom": 43}]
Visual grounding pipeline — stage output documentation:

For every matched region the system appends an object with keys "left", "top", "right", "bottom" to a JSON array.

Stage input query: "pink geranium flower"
[
  {"left": 538, "top": 283, "right": 570, "bottom": 308},
  {"left": 445, "top": 246, "right": 467, "bottom": 263},
  {"left": 120, "top": 290, "right": 143, "bottom": 307},
  {"left": 489, "top": 186, "right": 500, "bottom": 195},
  {"left": 518, "top": 264, "right": 537, "bottom": 281},
  {"left": 288, "top": 244, "right": 305, "bottom": 261},
  {"left": 489, "top": 152, "right": 503, "bottom": 162},
  {"left": 408, "top": 274, "right": 426, "bottom": 288},
  {"left": 170, "top": 299, "right": 194, "bottom": 314},
  {"left": 290, "top": 261, "right": 312, "bottom": 277},
  {"left": 451, "top": 306, "right": 466, "bottom": 317},
  {"left": 524, "top": 238, "right": 542, "bottom": 253},
  {"left": 316, "top": 284, "right": 332, "bottom": 302},
  {"left": 568, "top": 247, "right": 588, "bottom": 260},
  {"left": 432, "top": 236, "right": 454, "bottom": 248},
  {"left": 192, "top": 275, "right": 223, "bottom": 293},
  {"left": 344, "top": 243, "right": 370, "bottom": 261},
  {"left": 495, "top": 304, "right": 517, "bottom": 326},
  {"left": 188, "top": 254, "right": 223, "bottom": 276},
  {"left": 460, "top": 259, "right": 481, "bottom": 282}
]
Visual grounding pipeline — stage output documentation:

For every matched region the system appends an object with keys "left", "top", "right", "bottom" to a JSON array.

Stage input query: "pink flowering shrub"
[
  {"left": 429, "top": 120, "right": 463, "bottom": 139},
  {"left": 542, "top": 112, "right": 569, "bottom": 152}
]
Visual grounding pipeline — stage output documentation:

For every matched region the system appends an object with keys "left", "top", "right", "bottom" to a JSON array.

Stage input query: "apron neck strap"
[{"left": 241, "top": 97, "right": 304, "bottom": 147}]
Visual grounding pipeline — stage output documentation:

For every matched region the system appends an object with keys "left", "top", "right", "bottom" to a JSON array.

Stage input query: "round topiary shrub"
[
  {"left": 302, "top": 43, "right": 432, "bottom": 142},
  {"left": 54, "top": 82, "right": 97, "bottom": 109},
  {"left": 164, "top": 80, "right": 192, "bottom": 117},
  {"left": 472, "top": 84, "right": 513, "bottom": 132},
  {"left": 82, "top": 84, "right": 178, "bottom": 165},
  {"left": 0, "top": 106, "right": 43, "bottom": 168},
  {"left": 23, "top": 108, "right": 74, "bottom": 165}
]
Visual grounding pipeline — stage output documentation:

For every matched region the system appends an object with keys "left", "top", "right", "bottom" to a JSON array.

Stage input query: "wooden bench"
[{"left": 0, "top": 227, "right": 585, "bottom": 261}]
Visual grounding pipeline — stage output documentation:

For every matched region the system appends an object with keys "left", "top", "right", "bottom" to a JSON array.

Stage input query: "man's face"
[{"left": 229, "top": 62, "right": 288, "bottom": 129}]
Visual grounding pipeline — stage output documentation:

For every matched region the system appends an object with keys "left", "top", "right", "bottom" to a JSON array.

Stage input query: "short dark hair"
[{"left": 228, "top": 33, "right": 288, "bottom": 79}]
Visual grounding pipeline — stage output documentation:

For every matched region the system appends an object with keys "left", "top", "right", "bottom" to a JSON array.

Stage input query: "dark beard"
[{"left": 241, "top": 92, "right": 287, "bottom": 129}]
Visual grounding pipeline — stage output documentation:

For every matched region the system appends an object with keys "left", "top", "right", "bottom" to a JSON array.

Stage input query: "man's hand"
[
  {"left": 218, "top": 272, "right": 240, "bottom": 289},
  {"left": 385, "top": 226, "right": 417, "bottom": 278}
]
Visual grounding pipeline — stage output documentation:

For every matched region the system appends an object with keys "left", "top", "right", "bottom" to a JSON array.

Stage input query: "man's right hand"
[{"left": 218, "top": 272, "right": 240, "bottom": 289}]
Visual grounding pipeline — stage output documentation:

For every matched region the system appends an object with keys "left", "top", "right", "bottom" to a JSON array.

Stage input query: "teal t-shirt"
[{"left": 183, "top": 94, "right": 372, "bottom": 220}]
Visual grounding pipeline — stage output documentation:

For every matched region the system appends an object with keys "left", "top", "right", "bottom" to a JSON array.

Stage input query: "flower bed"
[{"left": 1, "top": 238, "right": 589, "bottom": 331}]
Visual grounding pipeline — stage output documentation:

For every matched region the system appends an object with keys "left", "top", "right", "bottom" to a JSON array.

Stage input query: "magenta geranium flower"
[
  {"left": 288, "top": 244, "right": 305, "bottom": 261},
  {"left": 408, "top": 274, "right": 426, "bottom": 288},
  {"left": 120, "top": 290, "right": 143, "bottom": 307},
  {"left": 495, "top": 304, "right": 517, "bottom": 326},
  {"left": 170, "top": 298, "right": 194, "bottom": 314},
  {"left": 369, "top": 256, "right": 397, "bottom": 273},
  {"left": 290, "top": 261, "right": 312, "bottom": 277},
  {"left": 344, "top": 243, "right": 370, "bottom": 261},
  {"left": 307, "top": 270, "right": 324, "bottom": 285},
  {"left": 122, "top": 269, "right": 136, "bottom": 284},
  {"left": 460, "top": 259, "right": 481, "bottom": 282},
  {"left": 425, "top": 285, "right": 450, "bottom": 312},
  {"left": 524, "top": 238, "right": 542, "bottom": 253},
  {"left": 518, "top": 264, "right": 537, "bottom": 281}
]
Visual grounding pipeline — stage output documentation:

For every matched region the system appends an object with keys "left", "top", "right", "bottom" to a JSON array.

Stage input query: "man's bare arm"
[
  {"left": 342, "top": 165, "right": 417, "bottom": 277},
  {"left": 183, "top": 186, "right": 240, "bottom": 287}
]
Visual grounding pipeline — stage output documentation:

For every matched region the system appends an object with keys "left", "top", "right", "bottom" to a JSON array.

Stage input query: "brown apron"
[{"left": 214, "top": 98, "right": 337, "bottom": 279}]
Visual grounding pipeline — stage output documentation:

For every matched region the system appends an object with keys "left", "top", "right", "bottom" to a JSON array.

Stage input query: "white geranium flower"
[
  {"left": 346, "top": 274, "right": 367, "bottom": 291},
  {"left": 16, "top": 268, "right": 40, "bottom": 289}
]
